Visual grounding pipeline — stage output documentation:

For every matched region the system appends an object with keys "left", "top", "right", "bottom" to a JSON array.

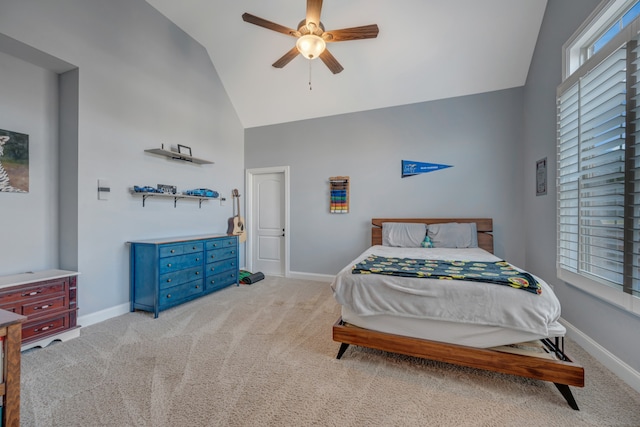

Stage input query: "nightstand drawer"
[
  {"left": 159, "top": 267, "right": 203, "bottom": 289},
  {"left": 159, "top": 253, "right": 203, "bottom": 274}
]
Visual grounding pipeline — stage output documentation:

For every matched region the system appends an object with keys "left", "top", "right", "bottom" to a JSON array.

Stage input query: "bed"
[{"left": 331, "top": 218, "right": 584, "bottom": 410}]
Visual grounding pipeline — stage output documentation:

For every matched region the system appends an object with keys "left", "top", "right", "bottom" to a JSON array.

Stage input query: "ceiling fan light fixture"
[{"left": 296, "top": 34, "right": 326, "bottom": 59}]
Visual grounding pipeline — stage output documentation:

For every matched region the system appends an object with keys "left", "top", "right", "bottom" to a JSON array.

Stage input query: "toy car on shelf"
[
  {"left": 183, "top": 188, "right": 219, "bottom": 198},
  {"left": 133, "top": 185, "right": 159, "bottom": 193}
]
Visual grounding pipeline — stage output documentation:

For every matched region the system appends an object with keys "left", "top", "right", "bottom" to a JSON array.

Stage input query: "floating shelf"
[
  {"left": 144, "top": 148, "right": 213, "bottom": 165},
  {"left": 130, "top": 190, "right": 217, "bottom": 208}
]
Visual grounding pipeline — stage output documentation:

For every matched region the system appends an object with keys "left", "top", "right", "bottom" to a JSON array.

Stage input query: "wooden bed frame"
[{"left": 332, "top": 218, "right": 585, "bottom": 410}]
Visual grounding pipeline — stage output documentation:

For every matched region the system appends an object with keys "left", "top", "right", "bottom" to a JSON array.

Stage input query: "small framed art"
[
  {"left": 536, "top": 157, "right": 547, "bottom": 196},
  {"left": 177, "top": 144, "right": 192, "bottom": 157}
]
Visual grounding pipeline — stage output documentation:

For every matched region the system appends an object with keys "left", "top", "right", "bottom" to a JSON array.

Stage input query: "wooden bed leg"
[
  {"left": 554, "top": 383, "right": 579, "bottom": 410},
  {"left": 336, "top": 343, "right": 350, "bottom": 359}
]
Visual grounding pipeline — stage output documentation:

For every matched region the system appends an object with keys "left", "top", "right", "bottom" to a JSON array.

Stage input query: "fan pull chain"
[{"left": 308, "top": 61, "right": 313, "bottom": 91}]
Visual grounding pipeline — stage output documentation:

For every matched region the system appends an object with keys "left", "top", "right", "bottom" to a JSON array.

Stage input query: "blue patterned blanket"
[{"left": 352, "top": 255, "right": 541, "bottom": 295}]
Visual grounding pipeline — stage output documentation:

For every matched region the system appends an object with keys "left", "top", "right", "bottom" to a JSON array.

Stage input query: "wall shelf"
[
  {"left": 144, "top": 148, "right": 213, "bottom": 165},
  {"left": 130, "top": 190, "right": 216, "bottom": 208}
]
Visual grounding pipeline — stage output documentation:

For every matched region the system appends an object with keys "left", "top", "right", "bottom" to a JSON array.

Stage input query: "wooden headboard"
[{"left": 371, "top": 218, "right": 494, "bottom": 253}]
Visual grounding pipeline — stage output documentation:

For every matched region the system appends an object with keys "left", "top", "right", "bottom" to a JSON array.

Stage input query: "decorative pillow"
[
  {"left": 421, "top": 235, "right": 434, "bottom": 248},
  {"left": 427, "top": 222, "right": 478, "bottom": 248},
  {"left": 382, "top": 222, "right": 427, "bottom": 247}
]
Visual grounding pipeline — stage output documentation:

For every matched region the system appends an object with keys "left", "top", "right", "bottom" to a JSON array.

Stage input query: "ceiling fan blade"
[
  {"left": 323, "top": 24, "right": 379, "bottom": 42},
  {"left": 306, "top": 0, "right": 323, "bottom": 29},
  {"left": 242, "top": 13, "right": 300, "bottom": 37},
  {"left": 319, "top": 49, "right": 344, "bottom": 74},
  {"left": 272, "top": 47, "right": 300, "bottom": 68}
]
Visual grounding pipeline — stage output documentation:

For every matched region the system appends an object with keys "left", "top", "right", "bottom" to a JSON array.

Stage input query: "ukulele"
[{"left": 227, "top": 189, "right": 247, "bottom": 243}]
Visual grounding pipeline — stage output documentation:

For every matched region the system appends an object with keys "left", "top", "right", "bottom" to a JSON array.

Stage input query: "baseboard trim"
[
  {"left": 78, "top": 302, "right": 130, "bottom": 328},
  {"left": 287, "top": 271, "right": 335, "bottom": 282},
  {"left": 561, "top": 318, "right": 640, "bottom": 393}
]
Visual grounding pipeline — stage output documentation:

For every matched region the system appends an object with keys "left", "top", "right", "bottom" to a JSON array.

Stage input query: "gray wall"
[
  {"left": 523, "top": 0, "right": 640, "bottom": 372},
  {"left": 246, "top": 88, "right": 526, "bottom": 274},
  {"left": 0, "top": 51, "right": 60, "bottom": 272},
  {"left": 0, "top": 0, "right": 244, "bottom": 318}
]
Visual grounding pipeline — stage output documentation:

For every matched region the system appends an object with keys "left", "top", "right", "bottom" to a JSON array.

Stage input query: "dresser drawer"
[
  {"left": 206, "top": 270, "right": 237, "bottom": 291},
  {"left": 159, "top": 280, "right": 204, "bottom": 307},
  {"left": 159, "top": 253, "right": 203, "bottom": 274},
  {"left": 159, "top": 267, "right": 203, "bottom": 290},
  {"left": 22, "top": 312, "right": 70, "bottom": 342},
  {"left": 205, "top": 237, "right": 236, "bottom": 251},
  {"left": 22, "top": 295, "right": 67, "bottom": 318},
  {"left": 0, "top": 279, "right": 66, "bottom": 305},
  {"left": 159, "top": 242, "right": 204, "bottom": 258},
  {"left": 206, "top": 246, "right": 237, "bottom": 263},
  {"left": 205, "top": 258, "right": 238, "bottom": 277}
]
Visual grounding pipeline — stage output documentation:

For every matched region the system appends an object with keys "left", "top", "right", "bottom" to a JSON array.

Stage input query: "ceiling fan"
[{"left": 242, "top": 0, "right": 379, "bottom": 74}]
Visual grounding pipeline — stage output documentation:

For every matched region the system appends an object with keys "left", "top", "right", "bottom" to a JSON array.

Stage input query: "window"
[
  {"left": 592, "top": 2, "right": 640, "bottom": 55},
  {"left": 563, "top": 0, "right": 640, "bottom": 78},
  {"left": 557, "top": 0, "right": 640, "bottom": 315}
]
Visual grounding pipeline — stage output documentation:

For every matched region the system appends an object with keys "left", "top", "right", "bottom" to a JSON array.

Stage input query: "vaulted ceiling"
[{"left": 145, "top": 1, "right": 548, "bottom": 128}]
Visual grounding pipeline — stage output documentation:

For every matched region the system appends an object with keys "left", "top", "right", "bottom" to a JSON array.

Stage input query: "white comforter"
[{"left": 331, "top": 246, "right": 562, "bottom": 337}]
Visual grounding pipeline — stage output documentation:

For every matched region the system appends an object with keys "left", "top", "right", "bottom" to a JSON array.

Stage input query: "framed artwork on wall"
[
  {"left": 536, "top": 157, "right": 547, "bottom": 196},
  {"left": 177, "top": 144, "right": 192, "bottom": 157},
  {"left": 0, "top": 128, "right": 29, "bottom": 193}
]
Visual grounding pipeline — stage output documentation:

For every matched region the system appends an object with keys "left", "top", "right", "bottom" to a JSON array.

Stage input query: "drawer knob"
[
  {"left": 34, "top": 304, "right": 51, "bottom": 310},
  {"left": 210, "top": 280, "right": 215, "bottom": 284},
  {"left": 171, "top": 249, "right": 175, "bottom": 253},
  {"left": 167, "top": 279, "right": 172, "bottom": 283},
  {"left": 231, "top": 251, "right": 236, "bottom": 254},
  {"left": 193, "top": 246, "right": 197, "bottom": 250},
  {"left": 195, "top": 285, "right": 200, "bottom": 289},
  {"left": 195, "top": 271, "right": 200, "bottom": 275},
  {"left": 196, "top": 258, "right": 200, "bottom": 261},
  {"left": 210, "top": 255, "right": 215, "bottom": 259},
  {"left": 35, "top": 324, "right": 54, "bottom": 332},
  {"left": 167, "top": 263, "right": 172, "bottom": 267},
  {"left": 210, "top": 267, "right": 215, "bottom": 272},
  {"left": 166, "top": 294, "right": 171, "bottom": 298},
  {"left": 213, "top": 244, "right": 218, "bottom": 247}
]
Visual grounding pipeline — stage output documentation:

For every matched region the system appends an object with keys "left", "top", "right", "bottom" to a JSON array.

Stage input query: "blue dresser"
[{"left": 129, "top": 234, "right": 238, "bottom": 317}]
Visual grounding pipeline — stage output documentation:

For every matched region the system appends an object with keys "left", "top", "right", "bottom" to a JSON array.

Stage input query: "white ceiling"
[{"left": 145, "top": 0, "right": 548, "bottom": 129}]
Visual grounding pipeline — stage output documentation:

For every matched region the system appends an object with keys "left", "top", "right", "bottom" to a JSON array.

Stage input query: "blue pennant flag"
[{"left": 402, "top": 160, "right": 452, "bottom": 178}]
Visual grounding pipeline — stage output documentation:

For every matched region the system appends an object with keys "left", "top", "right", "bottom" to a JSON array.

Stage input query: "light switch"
[{"left": 98, "top": 179, "right": 110, "bottom": 200}]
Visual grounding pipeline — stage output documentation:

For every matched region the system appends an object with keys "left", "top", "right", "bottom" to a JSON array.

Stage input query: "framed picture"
[
  {"left": 0, "top": 128, "right": 29, "bottom": 193},
  {"left": 177, "top": 144, "right": 192, "bottom": 157},
  {"left": 536, "top": 157, "right": 547, "bottom": 196}
]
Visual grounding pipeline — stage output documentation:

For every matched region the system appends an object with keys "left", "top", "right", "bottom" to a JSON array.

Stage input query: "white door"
[{"left": 249, "top": 169, "right": 288, "bottom": 276}]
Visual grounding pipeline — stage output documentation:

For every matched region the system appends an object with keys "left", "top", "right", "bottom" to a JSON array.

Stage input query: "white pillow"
[
  {"left": 427, "top": 222, "right": 478, "bottom": 248},
  {"left": 382, "top": 222, "right": 427, "bottom": 247}
]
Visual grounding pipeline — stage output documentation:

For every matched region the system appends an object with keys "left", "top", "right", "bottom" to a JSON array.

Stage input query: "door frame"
[{"left": 245, "top": 166, "right": 290, "bottom": 277}]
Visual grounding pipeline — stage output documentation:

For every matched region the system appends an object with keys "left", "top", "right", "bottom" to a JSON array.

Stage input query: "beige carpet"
[{"left": 20, "top": 276, "right": 640, "bottom": 426}]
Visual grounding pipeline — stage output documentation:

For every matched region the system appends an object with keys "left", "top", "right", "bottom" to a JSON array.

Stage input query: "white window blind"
[{"left": 557, "top": 37, "right": 640, "bottom": 300}]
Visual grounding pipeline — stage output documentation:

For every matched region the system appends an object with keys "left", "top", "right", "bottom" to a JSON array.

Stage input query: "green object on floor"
[{"left": 239, "top": 270, "right": 252, "bottom": 282}]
